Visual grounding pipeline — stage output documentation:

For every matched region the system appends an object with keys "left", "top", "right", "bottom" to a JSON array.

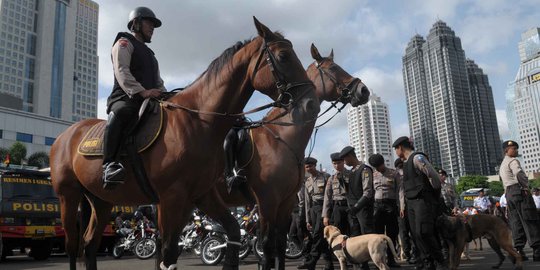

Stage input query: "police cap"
[
  {"left": 304, "top": 157, "right": 317, "bottom": 165},
  {"left": 502, "top": 140, "right": 519, "bottom": 149},
  {"left": 339, "top": 146, "right": 355, "bottom": 159},
  {"left": 330, "top": 152, "right": 343, "bottom": 161},
  {"left": 392, "top": 136, "right": 413, "bottom": 149},
  {"left": 368, "top": 154, "right": 385, "bottom": 167}
]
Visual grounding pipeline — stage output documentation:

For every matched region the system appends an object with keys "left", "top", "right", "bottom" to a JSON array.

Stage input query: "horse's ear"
[
  {"left": 253, "top": 16, "right": 275, "bottom": 40},
  {"left": 329, "top": 49, "right": 334, "bottom": 60},
  {"left": 310, "top": 43, "right": 323, "bottom": 62}
]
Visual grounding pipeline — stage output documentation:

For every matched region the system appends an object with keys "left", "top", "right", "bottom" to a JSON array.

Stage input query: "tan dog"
[
  {"left": 324, "top": 225, "right": 398, "bottom": 270},
  {"left": 437, "top": 214, "right": 523, "bottom": 270}
]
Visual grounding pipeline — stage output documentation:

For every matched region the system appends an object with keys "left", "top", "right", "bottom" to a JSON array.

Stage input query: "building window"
[
  {"left": 45, "top": 137, "right": 55, "bottom": 146},
  {"left": 0, "top": 129, "right": 3, "bottom": 139},
  {"left": 16, "top": 132, "right": 32, "bottom": 143}
]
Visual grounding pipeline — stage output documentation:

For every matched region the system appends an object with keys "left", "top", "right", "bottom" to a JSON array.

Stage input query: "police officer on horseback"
[{"left": 103, "top": 7, "right": 166, "bottom": 188}]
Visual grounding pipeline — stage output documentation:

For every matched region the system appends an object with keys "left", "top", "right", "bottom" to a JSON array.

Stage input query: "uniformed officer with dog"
[
  {"left": 299, "top": 157, "right": 334, "bottom": 270},
  {"left": 322, "top": 153, "right": 352, "bottom": 235},
  {"left": 392, "top": 136, "right": 446, "bottom": 270},
  {"left": 499, "top": 140, "right": 540, "bottom": 261}
]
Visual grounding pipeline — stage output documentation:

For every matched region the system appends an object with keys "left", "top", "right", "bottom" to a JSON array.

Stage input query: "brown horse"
[
  {"left": 50, "top": 18, "right": 319, "bottom": 270},
  {"left": 211, "top": 44, "right": 370, "bottom": 269}
]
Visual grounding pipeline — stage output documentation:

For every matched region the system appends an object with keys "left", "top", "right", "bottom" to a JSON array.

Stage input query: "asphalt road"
[{"left": 1, "top": 240, "right": 539, "bottom": 269}]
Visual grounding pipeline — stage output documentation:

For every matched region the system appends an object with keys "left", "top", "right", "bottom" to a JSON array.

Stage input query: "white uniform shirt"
[
  {"left": 533, "top": 194, "right": 540, "bottom": 209},
  {"left": 473, "top": 196, "right": 491, "bottom": 211},
  {"left": 499, "top": 193, "right": 507, "bottom": 208}
]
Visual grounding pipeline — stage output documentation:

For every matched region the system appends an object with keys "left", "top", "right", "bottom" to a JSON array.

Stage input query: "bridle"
[{"left": 252, "top": 39, "right": 314, "bottom": 108}]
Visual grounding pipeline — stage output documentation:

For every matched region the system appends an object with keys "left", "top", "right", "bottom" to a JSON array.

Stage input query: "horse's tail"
[
  {"left": 78, "top": 195, "right": 92, "bottom": 259},
  {"left": 383, "top": 235, "right": 399, "bottom": 260}
]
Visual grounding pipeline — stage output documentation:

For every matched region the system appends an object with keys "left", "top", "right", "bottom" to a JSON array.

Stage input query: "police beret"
[
  {"left": 339, "top": 146, "right": 355, "bottom": 158},
  {"left": 392, "top": 136, "right": 412, "bottom": 148},
  {"left": 304, "top": 157, "right": 317, "bottom": 165},
  {"left": 394, "top": 158, "right": 403, "bottom": 168},
  {"left": 368, "top": 154, "right": 385, "bottom": 167},
  {"left": 330, "top": 152, "right": 343, "bottom": 161},
  {"left": 438, "top": 169, "right": 447, "bottom": 176},
  {"left": 502, "top": 140, "right": 519, "bottom": 149}
]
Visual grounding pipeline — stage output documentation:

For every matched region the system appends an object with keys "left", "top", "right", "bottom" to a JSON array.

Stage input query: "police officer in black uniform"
[
  {"left": 395, "top": 158, "right": 419, "bottom": 264},
  {"left": 392, "top": 137, "right": 446, "bottom": 270},
  {"left": 339, "top": 146, "right": 373, "bottom": 270},
  {"left": 499, "top": 140, "right": 540, "bottom": 261},
  {"left": 102, "top": 7, "right": 166, "bottom": 188}
]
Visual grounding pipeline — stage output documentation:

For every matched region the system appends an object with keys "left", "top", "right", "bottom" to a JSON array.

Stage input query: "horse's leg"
[
  {"left": 58, "top": 192, "right": 82, "bottom": 270},
  {"left": 258, "top": 195, "right": 278, "bottom": 270},
  {"left": 274, "top": 195, "right": 296, "bottom": 270},
  {"left": 158, "top": 200, "right": 192, "bottom": 270},
  {"left": 82, "top": 194, "right": 113, "bottom": 270},
  {"left": 196, "top": 188, "right": 240, "bottom": 270}
]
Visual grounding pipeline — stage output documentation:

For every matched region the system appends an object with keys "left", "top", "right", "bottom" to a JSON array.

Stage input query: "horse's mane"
[{"left": 182, "top": 31, "right": 284, "bottom": 90}]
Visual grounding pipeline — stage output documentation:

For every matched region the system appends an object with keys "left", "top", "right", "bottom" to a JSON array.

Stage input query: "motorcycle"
[
  {"left": 199, "top": 208, "right": 256, "bottom": 265},
  {"left": 252, "top": 234, "right": 303, "bottom": 260},
  {"left": 178, "top": 212, "right": 208, "bottom": 255},
  {"left": 112, "top": 219, "right": 158, "bottom": 260}
]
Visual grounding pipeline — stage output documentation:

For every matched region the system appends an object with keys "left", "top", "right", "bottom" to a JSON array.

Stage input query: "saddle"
[{"left": 78, "top": 100, "right": 163, "bottom": 156}]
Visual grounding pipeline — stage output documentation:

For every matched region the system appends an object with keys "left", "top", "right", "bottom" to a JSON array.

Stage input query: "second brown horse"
[{"left": 211, "top": 44, "right": 370, "bottom": 269}]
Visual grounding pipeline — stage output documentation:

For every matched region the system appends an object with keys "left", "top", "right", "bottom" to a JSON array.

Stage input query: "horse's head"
[
  {"left": 308, "top": 44, "right": 370, "bottom": 107},
  {"left": 249, "top": 17, "right": 320, "bottom": 123}
]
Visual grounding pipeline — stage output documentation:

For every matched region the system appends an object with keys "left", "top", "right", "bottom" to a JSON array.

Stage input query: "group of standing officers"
[{"left": 289, "top": 136, "right": 540, "bottom": 270}]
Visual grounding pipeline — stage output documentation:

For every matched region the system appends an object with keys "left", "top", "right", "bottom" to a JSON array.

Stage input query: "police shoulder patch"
[
  {"left": 118, "top": 38, "right": 129, "bottom": 48},
  {"left": 415, "top": 154, "right": 427, "bottom": 164}
]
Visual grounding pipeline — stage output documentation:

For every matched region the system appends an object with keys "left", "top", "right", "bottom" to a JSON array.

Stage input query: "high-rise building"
[
  {"left": 466, "top": 59, "right": 502, "bottom": 175},
  {"left": 0, "top": 0, "right": 98, "bottom": 120},
  {"left": 0, "top": 0, "right": 98, "bottom": 156},
  {"left": 402, "top": 21, "right": 501, "bottom": 177},
  {"left": 347, "top": 93, "right": 393, "bottom": 167},
  {"left": 509, "top": 27, "right": 540, "bottom": 172}
]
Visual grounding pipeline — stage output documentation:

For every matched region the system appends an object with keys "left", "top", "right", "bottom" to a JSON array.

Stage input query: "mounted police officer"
[
  {"left": 102, "top": 7, "right": 166, "bottom": 188},
  {"left": 499, "top": 140, "right": 540, "bottom": 261},
  {"left": 392, "top": 137, "right": 446, "bottom": 270},
  {"left": 369, "top": 153, "right": 403, "bottom": 268},
  {"left": 322, "top": 153, "right": 351, "bottom": 234},
  {"left": 298, "top": 157, "right": 333, "bottom": 270}
]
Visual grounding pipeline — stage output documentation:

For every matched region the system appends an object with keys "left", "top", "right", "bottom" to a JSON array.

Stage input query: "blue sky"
[{"left": 94, "top": 0, "right": 538, "bottom": 171}]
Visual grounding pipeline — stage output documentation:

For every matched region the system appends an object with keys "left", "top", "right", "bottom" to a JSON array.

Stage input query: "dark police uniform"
[
  {"left": 322, "top": 153, "right": 352, "bottom": 235},
  {"left": 339, "top": 147, "right": 374, "bottom": 235},
  {"left": 395, "top": 159, "right": 418, "bottom": 263},
  {"left": 303, "top": 160, "right": 333, "bottom": 269},
  {"left": 499, "top": 140, "right": 540, "bottom": 261},
  {"left": 394, "top": 136, "right": 444, "bottom": 269}
]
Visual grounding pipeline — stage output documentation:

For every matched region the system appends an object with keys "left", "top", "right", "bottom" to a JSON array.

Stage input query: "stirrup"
[{"left": 102, "top": 162, "right": 126, "bottom": 188}]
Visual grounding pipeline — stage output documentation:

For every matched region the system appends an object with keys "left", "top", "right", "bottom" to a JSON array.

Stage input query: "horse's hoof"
[{"left": 160, "top": 262, "right": 177, "bottom": 270}]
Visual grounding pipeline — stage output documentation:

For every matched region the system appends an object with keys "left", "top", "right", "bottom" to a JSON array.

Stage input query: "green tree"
[
  {"left": 456, "top": 175, "right": 489, "bottom": 194},
  {"left": 9, "top": 142, "right": 27, "bottom": 165},
  {"left": 27, "top": 151, "right": 50, "bottom": 169},
  {"left": 0, "top": 147, "right": 8, "bottom": 162},
  {"left": 530, "top": 178, "right": 540, "bottom": 189},
  {"left": 488, "top": 181, "right": 504, "bottom": 196}
]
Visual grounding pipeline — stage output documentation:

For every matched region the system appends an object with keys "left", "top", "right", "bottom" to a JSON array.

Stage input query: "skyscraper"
[
  {"left": 347, "top": 93, "right": 393, "bottom": 167},
  {"left": 0, "top": 0, "right": 98, "bottom": 156},
  {"left": 509, "top": 27, "right": 540, "bottom": 172},
  {"left": 0, "top": 0, "right": 98, "bottom": 121},
  {"left": 402, "top": 21, "right": 501, "bottom": 177}
]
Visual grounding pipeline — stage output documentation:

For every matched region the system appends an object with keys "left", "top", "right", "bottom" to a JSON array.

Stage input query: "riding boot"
[
  {"left": 102, "top": 112, "right": 126, "bottom": 188},
  {"left": 224, "top": 129, "right": 246, "bottom": 192}
]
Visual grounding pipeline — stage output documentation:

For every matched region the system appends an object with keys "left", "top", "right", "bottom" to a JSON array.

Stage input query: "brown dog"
[
  {"left": 324, "top": 225, "right": 398, "bottom": 270},
  {"left": 437, "top": 214, "right": 522, "bottom": 270}
]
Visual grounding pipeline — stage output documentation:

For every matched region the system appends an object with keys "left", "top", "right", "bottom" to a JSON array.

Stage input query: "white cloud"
[
  {"left": 97, "top": 97, "right": 108, "bottom": 120},
  {"left": 353, "top": 67, "right": 404, "bottom": 104}
]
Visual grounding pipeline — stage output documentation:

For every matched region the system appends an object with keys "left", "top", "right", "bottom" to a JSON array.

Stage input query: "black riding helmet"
[{"left": 127, "top": 7, "right": 162, "bottom": 30}]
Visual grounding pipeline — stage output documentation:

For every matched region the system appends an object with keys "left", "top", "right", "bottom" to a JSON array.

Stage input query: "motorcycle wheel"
[
  {"left": 238, "top": 236, "right": 251, "bottom": 260},
  {"left": 200, "top": 236, "right": 225, "bottom": 265},
  {"left": 134, "top": 238, "right": 157, "bottom": 260},
  {"left": 252, "top": 237, "right": 264, "bottom": 261},
  {"left": 285, "top": 237, "right": 303, "bottom": 259},
  {"left": 112, "top": 243, "right": 124, "bottom": 259}
]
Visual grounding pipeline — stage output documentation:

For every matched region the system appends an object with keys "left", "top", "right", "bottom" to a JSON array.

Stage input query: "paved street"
[{"left": 1, "top": 241, "right": 539, "bottom": 269}]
